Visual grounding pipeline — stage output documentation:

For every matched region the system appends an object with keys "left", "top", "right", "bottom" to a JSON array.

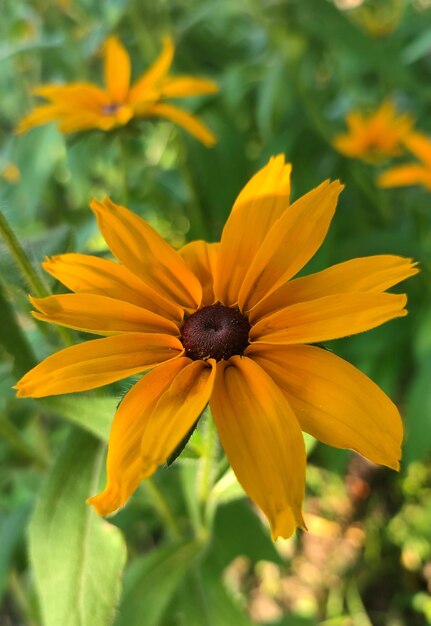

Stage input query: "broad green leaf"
[
  {"left": 168, "top": 560, "right": 256, "bottom": 626},
  {"left": 115, "top": 541, "right": 202, "bottom": 626},
  {"left": 40, "top": 395, "right": 115, "bottom": 441},
  {"left": 29, "top": 428, "right": 126, "bottom": 626},
  {"left": 208, "top": 499, "right": 282, "bottom": 569}
]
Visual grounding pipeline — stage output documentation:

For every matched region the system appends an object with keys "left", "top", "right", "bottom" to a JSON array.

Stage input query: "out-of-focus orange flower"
[
  {"left": 333, "top": 101, "right": 413, "bottom": 163},
  {"left": 377, "top": 132, "right": 431, "bottom": 191},
  {"left": 17, "top": 37, "right": 219, "bottom": 146}
]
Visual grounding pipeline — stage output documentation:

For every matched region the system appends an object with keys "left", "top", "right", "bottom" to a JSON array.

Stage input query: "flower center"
[
  {"left": 180, "top": 305, "right": 251, "bottom": 362},
  {"left": 102, "top": 102, "right": 121, "bottom": 115}
]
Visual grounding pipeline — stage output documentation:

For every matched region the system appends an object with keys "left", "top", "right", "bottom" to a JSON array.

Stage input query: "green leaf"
[
  {"left": 40, "top": 395, "right": 115, "bottom": 441},
  {"left": 168, "top": 560, "right": 256, "bottom": 626},
  {"left": 29, "top": 428, "right": 126, "bottom": 626},
  {"left": 115, "top": 541, "right": 202, "bottom": 626},
  {"left": 0, "top": 503, "right": 31, "bottom": 602}
]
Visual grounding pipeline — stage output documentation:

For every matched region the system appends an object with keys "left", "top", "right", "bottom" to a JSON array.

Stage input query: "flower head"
[
  {"left": 17, "top": 36, "right": 219, "bottom": 146},
  {"left": 377, "top": 131, "right": 431, "bottom": 191},
  {"left": 15, "top": 156, "right": 418, "bottom": 539},
  {"left": 333, "top": 101, "right": 413, "bottom": 163}
]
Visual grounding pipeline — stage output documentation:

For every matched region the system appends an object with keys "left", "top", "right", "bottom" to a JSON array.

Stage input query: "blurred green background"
[{"left": 1, "top": 0, "right": 431, "bottom": 625}]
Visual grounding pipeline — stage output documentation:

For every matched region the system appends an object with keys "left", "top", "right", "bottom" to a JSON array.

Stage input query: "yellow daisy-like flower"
[
  {"left": 333, "top": 101, "right": 413, "bottom": 163},
  {"left": 15, "top": 156, "right": 417, "bottom": 539},
  {"left": 377, "top": 131, "right": 431, "bottom": 191},
  {"left": 17, "top": 36, "right": 218, "bottom": 146}
]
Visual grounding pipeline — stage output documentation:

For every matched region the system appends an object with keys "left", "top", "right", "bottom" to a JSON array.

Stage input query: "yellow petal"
[
  {"left": 16, "top": 105, "right": 60, "bottom": 134},
  {"left": 103, "top": 37, "right": 131, "bottom": 103},
  {"left": 90, "top": 197, "right": 202, "bottom": 310},
  {"left": 88, "top": 357, "right": 215, "bottom": 516},
  {"left": 250, "top": 292, "right": 407, "bottom": 344},
  {"left": 145, "top": 102, "right": 217, "bottom": 147},
  {"left": 33, "top": 83, "right": 108, "bottom": 109},
  {"left": 214, "top": 156, "right": 292, "bottom": 306},
  {"left": 210, "top": 356, "right": 306, "bottom": 540},
  {"left": 238, "top": 180, "right": 344, "bottom": 312},
  {"left": 250, "top": 255, "right": 418, "bottom": 322},
  {"left": 30, "top": 293, "right": 179, "bottom": 336},
  {"left": 249, "top": 344, "right": 402, "bottom": 469},
  {"left": 179, "top": 241, "right": 219, "bottom": 306},
  {"left": 129, "top": 37, "right": 174, "bottom": 104},
  {"left": 15, "top": 333, "right": 182, "bottom": 398},
  {"left": 403, "top": 132, "right": 431, "bottom": 167},
  {"left": 43, "top": 253, "right": 183, "bottom": 322},
  {"left": 377, "top": 164, "right": 431, "bottom": 190},
  {"left": 160, "top": 76, "right": 219, "bottom": 98}
]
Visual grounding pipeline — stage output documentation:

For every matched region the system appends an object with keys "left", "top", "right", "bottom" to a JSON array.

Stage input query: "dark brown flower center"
[
  {"left": 102, "top": 103, "right": 121, "bottom": 115},
  {"left": 180, "top": 304, "right": 251, "bottom": 361}
]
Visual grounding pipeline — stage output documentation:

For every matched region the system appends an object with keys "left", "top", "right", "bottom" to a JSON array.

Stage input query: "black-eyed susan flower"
[
  {"left": 333, "top": 101, "right": 413, "bottom": 163},
  {"left": 15, "top": 156, "right": 417, "bottom": 539},
  {"left": 377, "top": 131, "right": 431, "bottom": 191},
  {"left": 17, "top": 36, "right": 218, "bottom": 146}
]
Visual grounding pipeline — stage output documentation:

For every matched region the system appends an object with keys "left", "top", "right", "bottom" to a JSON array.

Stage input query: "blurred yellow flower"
[
  {"left": 15, "top": 156, "right": 417, "bottom": 539},
  {"left": 377, "top": 131, "right": 431, "bottom": 191},
  {"left": 17, "top": 36, "right": 219, "bottom": 146},
  {"left": 1, "top": 162, "right": 20, "bottom": 184},
  {"left": 333, "top": 101, "right": 413, "bottom": 162}
]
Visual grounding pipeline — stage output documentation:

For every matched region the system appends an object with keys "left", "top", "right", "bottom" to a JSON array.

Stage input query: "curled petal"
[{"left": 88, "top": 357, "right": 215, "bottom": 516}]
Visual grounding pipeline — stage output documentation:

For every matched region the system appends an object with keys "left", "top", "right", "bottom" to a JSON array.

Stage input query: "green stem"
[
  {"left": 143, "top": 478, "right": 182, "bottom": 542},
  {"left": 0, "top": 210, "right": 49, "bottom": 299},
  {"left": 197, "top": 411, "right": 218, "bottom": 505},
  {"left": 0, "top": 411, "right": 48, "bottom": 468},
  {"left": 0, "top": 210, "right": 74, "bottom": 347},
  {"left": 118, "top": 135, "right": 129, "bottom": 204}
]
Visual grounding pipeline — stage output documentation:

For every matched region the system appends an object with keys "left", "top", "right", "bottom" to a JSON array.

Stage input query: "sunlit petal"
[
  {"left": 214, "top": 155, "right": 292, "bottom": 306},
  {"left": 238, "top": 180, "right": 343, "bottom": 311},
  {"left": 179, "top": 241, "right": 219, "bottom": 306},
  {"left": 90, "top": 197, "right": 202, "bottom": 310}
]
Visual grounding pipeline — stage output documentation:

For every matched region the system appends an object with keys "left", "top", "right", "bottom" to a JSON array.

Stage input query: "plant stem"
[
  {"left": 0, "top": 210, "right": 49, "bottom": 299},
  {"left": 143, "top": 478, "right": 182, "bottom": 542},
  {"left": 0, "top": 210, "right": 74, "bottom": 347},
  {"left": 197, "top": 410, "right": 218, "bottom": 505}
]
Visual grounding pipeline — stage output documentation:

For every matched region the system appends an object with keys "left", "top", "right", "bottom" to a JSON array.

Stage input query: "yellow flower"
[
  {"left": 15, "top": 156, "right": 417, "bottom": 539},
  {"left": 17, "top": 36, "right": 219, "bottom": 146},
  {"left": 377, "top": 131, "right": 431, "bottom": 191},
  {"left": 333, "top": 101, "right": 413, "bottom": 163}
]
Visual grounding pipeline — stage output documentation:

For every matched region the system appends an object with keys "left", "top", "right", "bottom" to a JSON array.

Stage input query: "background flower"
[{"left": 17, "top": 36, "right": 219, "bottom": 145}]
